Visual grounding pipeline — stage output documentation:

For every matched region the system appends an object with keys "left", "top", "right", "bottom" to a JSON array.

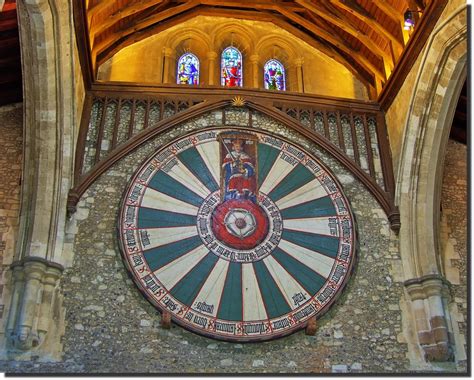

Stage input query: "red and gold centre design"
[
  {"left": 119, "top": 128, "right": 357, "bottom": 342},
  {"left": 212, "top": 199, "right": 269, "bottom": 250},
  {"left": 197, "top": 191, "right": 282, "bottom": 263}
]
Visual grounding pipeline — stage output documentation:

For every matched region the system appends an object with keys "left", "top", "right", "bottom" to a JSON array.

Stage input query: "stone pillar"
[
  {"left": 250, "top": 54, "right": 259, "bottom": 89},
  {"left": 5, "top": 257, "right": 64, "bottom": 355},
  {"left": 405, "top": 275, "right": 454, "bottom": 362},
  {"left": 294, "top": 57, "right": 304, "bottom": 92},
  {"left": 162, "top": 47, "right": 173, "bottom": 84},
  {"left": 207, "top": 51, "right": 217, "bottom": 86}
]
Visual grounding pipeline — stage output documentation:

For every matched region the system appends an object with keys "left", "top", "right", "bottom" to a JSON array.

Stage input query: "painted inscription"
[{"left": 119, "top": 128, "right": 356, "bottom": 342}]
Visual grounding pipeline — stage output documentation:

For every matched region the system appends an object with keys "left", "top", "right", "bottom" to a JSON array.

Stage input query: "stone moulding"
[
  {"left": 5, "top": 257, "right": 64, "bottom": 355},
  {"left": 404, "top": 274, "right": 454, "bottom": 362}
]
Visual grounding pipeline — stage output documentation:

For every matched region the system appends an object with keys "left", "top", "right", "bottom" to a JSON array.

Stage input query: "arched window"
[
  {"left": 177, "top": 53, "right": 199, "bottom": 85},
  {"left": 264, "top": 59, "right": 286, "bottom": 91},
  {"left": 221, "top": 47, "right": 242, "bottom": 87}
]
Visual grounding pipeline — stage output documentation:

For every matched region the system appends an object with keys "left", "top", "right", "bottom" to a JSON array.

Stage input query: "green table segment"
[{"left": 119, "top": 128, "right": 356, "bottom": 342}]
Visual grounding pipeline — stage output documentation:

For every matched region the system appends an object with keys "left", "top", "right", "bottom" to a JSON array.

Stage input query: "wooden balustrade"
[{"left": 69, "top": 84, "right": 399, "bottom": 231}]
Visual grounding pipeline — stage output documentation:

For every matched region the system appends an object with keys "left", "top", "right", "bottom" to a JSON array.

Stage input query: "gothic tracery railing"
[{"left": 69, "top": 85, "right": 399, "bottom": 230}]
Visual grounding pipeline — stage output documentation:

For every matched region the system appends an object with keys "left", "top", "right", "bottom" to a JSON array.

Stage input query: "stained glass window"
[
  {"left": 177, "top": 53, "right": 199, "bottom": 85},
  {"left": 264, "top": 59, "right": 285, "bottom": 91},
  {"left": 221, "top": 47, "right": 242, "bottom": 87}
]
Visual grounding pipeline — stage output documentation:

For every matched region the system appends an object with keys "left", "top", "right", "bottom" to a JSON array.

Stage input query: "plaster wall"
[{"left": 97, "top": 16, "right": 368, "bottom": 100}]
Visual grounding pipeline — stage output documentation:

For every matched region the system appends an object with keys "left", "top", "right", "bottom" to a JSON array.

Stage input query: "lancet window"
[
  {"left": 177, "top": 53, "right": 199, "bottom": 85},
  {"left": 221, "top": 47, "right": 243, "bottom": 87},
  {"left": 264, "top": 59, "right": 285, "bottom": 91}
]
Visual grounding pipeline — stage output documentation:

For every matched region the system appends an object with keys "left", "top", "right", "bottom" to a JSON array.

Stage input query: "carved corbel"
[
  {"left": 404, "top": 274, "right": 454, "bottom": 362},
  {"left": 5, "top": 257, "right": 64, "bottom": 353}
]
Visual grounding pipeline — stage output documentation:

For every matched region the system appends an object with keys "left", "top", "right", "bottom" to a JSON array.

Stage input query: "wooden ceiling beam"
[
  {"left": 200, "top": 7, "right": 376, "bottom": 87},
  {"left": 90, "top": 0, "right": 165, "bottom": 42},
  {"left": 274, "top": 6, "right": 385, "bottom": 81},
  {"left": 328, "top": 0, "right": 404, "bottom": 56},
  {"left": 195, "top": 0, "right": 305, "bottom": 13},
  {"left": 294, "top": 0, "right": 391, "bottom": 65},
  {"left": 92, "top": 0, "right": 200, "bottom": 57},
  {"left": 95, "top": 7, "right": 202, "bottom": 64},
  {"left": 96, "top": 6, "right": 374, "bottom": 89},
  {"left": 371, "top": 0, "right": 405, "bottom": 23},
  {"left": 87, "top": 0, "right": 114, "bottom": 25}
]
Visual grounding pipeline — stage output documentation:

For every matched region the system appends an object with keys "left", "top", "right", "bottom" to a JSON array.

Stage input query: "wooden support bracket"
[
  {"left": 305, "top": 317, "right": 317, "bottom": 335},
  {"left": 161, "top": 311, "right": 172, "bottom": 329}
]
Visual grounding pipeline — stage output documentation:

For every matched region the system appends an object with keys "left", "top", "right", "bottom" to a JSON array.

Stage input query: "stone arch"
[
  {"left": 208, "top": 23, "right": 254, "bottom": 87},
  {"left": 2, "top": 0, "right": 79, "bottom": 360},
  {"left": 255, "top": 35, "right": 297, "bottom": 90},
  {"left": 397, "top": 6, "right": 467, "bottom": 280},
  {"left": 166, "top": 28, "right": 212, "bottom": 52},
  {"left": 255, "top": 34, "right": 297, "bottom": 64},
  {"left": 212, "top": 23, "right": 255, "bottom": 53},
  {"left": 396, "top": 4, "right": 467, "bottom": 363},
  {"left": 165, "top": 28, "right": 211, "bottom": 84}
]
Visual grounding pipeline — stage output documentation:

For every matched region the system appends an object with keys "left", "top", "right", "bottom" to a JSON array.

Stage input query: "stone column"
[
  {"left": 5, "top": 257, "right": 64, "bottom": 355},
  {"left": 207, "top": 51, "right": 218, "bottom": 86},
  {"left": 6, "top": 0, "right": 77, "bottom": 360},
  {"left": 294, "top": 57, "right": 304, "bottom": 92},
  {"left": 5, "top": 265, "right": 25, "bottom": 340},
  {"left": 405, "top": 275, "right": 454, "bottom": 362},
  {"left": 250, "top": 54, "right": 260, "bottom": 89},
  {"left": 37, "top": 266, "right": 63, "bottom": 339},
  {"left": 162, "top": 47, "right": 173, "bottom": 84}
]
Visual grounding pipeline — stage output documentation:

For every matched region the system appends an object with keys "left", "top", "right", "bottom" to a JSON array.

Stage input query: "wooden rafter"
[
  {"left": 372, "top": 0, "right": 405, "bottom": 23},
  {"left": 90, "top": 0, "right": 165, "bottom": 43},
  {"left": 92, "top": 0, "right": 200, "bottom": 57},
  {"left": 301, "top": 10, "right": 381, "bottom": 80},
  {"left": 96, "top": 6, "right": 375, "bottom": 88},
  {"left": 196, "top": 0, "right": 305, "bottom": 13},
  {"left": 87, "top": 0, "right": 113, "bottom": 24},
  {"left": 79, "top": 0, "right": 430, "bottom": 96},
  {"left": 328, "top": 0, "right": 404, "bottom": 56},
  {"left": 294, "top": 0, "right": 391, "bottom": 65},
  {"left": 274, "top": 5, "right": 385, "bottom": 81}
]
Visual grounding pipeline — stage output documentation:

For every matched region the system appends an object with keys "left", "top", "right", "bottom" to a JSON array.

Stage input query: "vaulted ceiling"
[{"left": 81, "top": 0, "right": 431, "bottom": 92}]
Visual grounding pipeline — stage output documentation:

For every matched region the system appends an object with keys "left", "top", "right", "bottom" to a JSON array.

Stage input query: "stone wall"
[
  {"left": 97, "top": 16, "right": 368, "bottom": 100},
  {"left": 385, "top": 0, "right": 467, "bottom": 178},
  {"left": 440, "top": 139, "right": 467, "bottom": 369},
  {"left": 1, "top": 108, "right": 409, "bottom": 373},
  {"left": 0, "top": 104, "right": 22, "bottom": 320}
]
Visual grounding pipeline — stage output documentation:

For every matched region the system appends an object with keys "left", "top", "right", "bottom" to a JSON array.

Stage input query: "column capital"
[
  {"left": 405, "top": 282, "right": 425, "bottom": 301},
  {"left": 293, "top": 57, "right": 304, "bottom": 67},
  {"left": 249, "top": 54, "right": 260, "bottom": 64},
  {"left": 207, "top": 51, "right": 218, "bottom": 60},
  {"left": 163, "top": 47, "right": 173, "bottom": 57}
]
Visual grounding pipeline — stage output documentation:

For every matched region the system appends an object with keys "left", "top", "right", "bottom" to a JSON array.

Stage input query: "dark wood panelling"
[{"left": 0, "top": 0, "right": 22, "bottom": 106}]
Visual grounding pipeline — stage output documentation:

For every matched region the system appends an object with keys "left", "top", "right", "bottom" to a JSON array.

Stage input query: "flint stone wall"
[{"left": 3, "top": 108, "right": 408, "bottom": 373}]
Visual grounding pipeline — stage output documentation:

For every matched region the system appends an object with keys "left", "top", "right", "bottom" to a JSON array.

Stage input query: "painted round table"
[{"left": 119, "top": 128, "right": 356, "bottom": 341}]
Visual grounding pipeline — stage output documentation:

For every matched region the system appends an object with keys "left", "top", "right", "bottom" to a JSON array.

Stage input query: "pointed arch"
[
  {"left": 177, "top": 52, "right": 200, "bottom": 85},
  {"left": 221, "top": 47, "right": 243, "bottom": 87},
  {"left": 395, "top": 4, "right": 467, "bottom": 363},
  {"left": 263, "top": 59, "right": 286, "bottom": 91}
]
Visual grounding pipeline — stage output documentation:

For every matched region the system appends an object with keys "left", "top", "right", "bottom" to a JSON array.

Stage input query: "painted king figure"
[{"left": 222, "top": 138, "right": 256, "bottom": 202}]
